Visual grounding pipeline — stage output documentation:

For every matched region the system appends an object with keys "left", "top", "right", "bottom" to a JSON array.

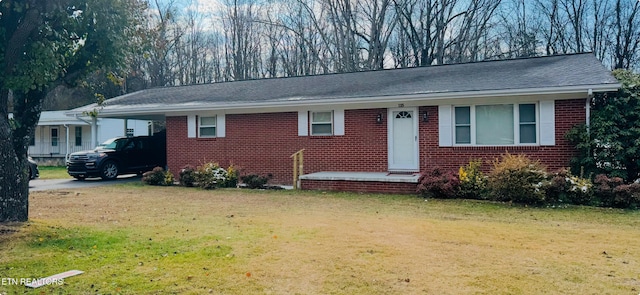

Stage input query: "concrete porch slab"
[{"left": 299, "top": 171, "right": 421, "bottom": 183}]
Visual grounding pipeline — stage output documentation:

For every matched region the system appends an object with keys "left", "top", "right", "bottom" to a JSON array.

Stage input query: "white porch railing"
[{"left": 28, "top": 140, "right": 95, "bottom": 157}]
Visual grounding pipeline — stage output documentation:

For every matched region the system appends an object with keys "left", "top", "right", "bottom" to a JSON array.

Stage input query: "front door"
[
  {"left": 50, "top": 127, "right": 60, "bottom": 154},
  {"left": 388, "top": 108, "right": 419, "bottom": 171}
]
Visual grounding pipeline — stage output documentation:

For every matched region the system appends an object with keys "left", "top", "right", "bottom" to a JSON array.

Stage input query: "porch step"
[{"left": 300, "top": 171, "right": 421, "bottom": 183}]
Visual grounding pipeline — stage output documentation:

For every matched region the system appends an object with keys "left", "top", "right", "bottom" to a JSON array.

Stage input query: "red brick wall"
[
  {"left": 166, "top": 109, "right": 388, "bottom": 185},
  {"left": 419, "top": 99, "right": 584, "bottom": 172},
  {"left": 166, "top": 99, "right": 585, "bottom": 186},
  {"left": 301, "top": 180, "right": 417, "bottom": 194}
]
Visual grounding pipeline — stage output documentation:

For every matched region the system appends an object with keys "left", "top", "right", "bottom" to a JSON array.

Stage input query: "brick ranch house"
[{"left": 68, "top": 53, "right": 619, "bottom": 193}]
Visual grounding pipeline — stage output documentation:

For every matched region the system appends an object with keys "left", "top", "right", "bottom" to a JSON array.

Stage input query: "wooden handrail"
[{"left": 290, "top": 149, "right": 305, "bottom": 189}]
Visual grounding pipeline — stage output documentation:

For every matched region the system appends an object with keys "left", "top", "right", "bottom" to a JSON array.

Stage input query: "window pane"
[
  {"left": 312, "top": 112, "right": 332, "bottom": 123},
  {"left": 312, "top": 124, "right": 332, "bottom": 135},
  {"left": 200, "top": 127, "right": 216, "bottom": 137},
  {"left": 456, "top": 126, "right": 471, "bottom": 144},
  {"left": 520, "top": 124, "right": 536, "bottom": 143},
  {"left": 476, "top": 104, "right": 514, "bottom": 145},
  {"left": 519, "top": 104, "right": 536, "bottom": 123},
  {"left": 75, "top": 127, "right": 82, "bottom": 146},
  {"left": 200, "top": 116, "right": 216, "bottom": 126},
  {"left": 455, "top": 107, "right": 470, "bottom": 125}
]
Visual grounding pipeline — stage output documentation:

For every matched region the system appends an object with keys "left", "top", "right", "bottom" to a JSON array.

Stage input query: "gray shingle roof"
[{"left": 71, "top": 53, "right": 619, "bottom": 115}]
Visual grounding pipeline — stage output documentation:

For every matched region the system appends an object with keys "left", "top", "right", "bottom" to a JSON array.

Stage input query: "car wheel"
[{"left": 100, "top": 161, "right": 119, "bottom": 180}]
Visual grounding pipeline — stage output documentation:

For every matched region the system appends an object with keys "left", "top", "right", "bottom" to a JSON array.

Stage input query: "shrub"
[
  {"left": 457, "top": 160, "right": 488, "bottom": 200},
  {"left": 223, "top": 165, "right": 238, "bottom": 188},
  {"left": 179, "top": 165, "right": 197, "bottom": 187},
  {"left": 544, "top": 169, "right": 594, "bottom": 205},
  {"left": 592, "top": 174, "right": 640, "bottom": 208},
  {"left": 488, "top": 153, "right": 547, "bottom": 205},
  {"left": 612, "top": 183, "right": 640, "bottom": 209},
  {"left": 195, "top": 162, "right": 228, "bottom": 190},
  {"left": 565, "top": 174, "right": 594, "bottom": 205},
  {"left": 142, "top": 167, "right": 173, "bottom": 186},
  {"left": 240, "top": 174, "right": 272, "bottom": 189},
  {"left": 417, "top": 167, "right": 460, "bottom": 199}
]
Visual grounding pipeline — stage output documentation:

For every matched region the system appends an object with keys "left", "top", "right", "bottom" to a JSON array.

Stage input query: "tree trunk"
[{"left": 0, "top": 102, "right": 29, "bottom": 222}]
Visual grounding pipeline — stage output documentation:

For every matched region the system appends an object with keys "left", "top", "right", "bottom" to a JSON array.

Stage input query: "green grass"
[
  {"left": 2, "top": 187, "right": 640, "bottom": 294},
  {"left": 37, "top": 166, "right": 72, "bottom": 180}
]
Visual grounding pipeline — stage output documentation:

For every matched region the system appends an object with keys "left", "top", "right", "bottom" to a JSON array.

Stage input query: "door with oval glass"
[{"left": 387, "top": 108, "right": 419, "bottom": 171}]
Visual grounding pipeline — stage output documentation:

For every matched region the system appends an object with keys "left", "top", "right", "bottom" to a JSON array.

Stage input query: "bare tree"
[
  {"left": 612, "top": 0, "right": 640, "bottom": 69},
  {"left": 145, "top": 0, "right": 183, "bottom": 87},
  {"left": 357, "top": 0, "right": 396, "bottom": 69},
  {"left": 221, "top": 0, "right": 262, "bottom": 80},
  {"left": 561, "top": 0, "right": 588, "bottom": 52}
]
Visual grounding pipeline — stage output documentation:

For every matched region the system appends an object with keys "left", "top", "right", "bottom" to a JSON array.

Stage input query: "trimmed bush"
[
  {"left": 457, "top": 160, "right": 488, "bottom": 200},
  {"left": 195, "top": 162, "right": 228, "bottom": 190},
  {"left": 240, "top": 174, "right": 272, "bottom": 189},
  {"left": 544, "top": 169, "right": 594, "bottom": 205},
  {"left": 224, "top": 165, "right": 239, "bottom": 188},
  {"left": 592, "top": 174, "right": 640, "bottom": 208},
  {"left": 612, "top": 183, "right": 640, "bottom": 209},
  {"left": 179, "top": 165, "right": 197, "bottom": 187},
  {"left": 142, "top": 167, "right": 173, "bottom": 186},
  {"left": 488, "top": 153, "right": 547, "bottom": 205},
  {"left": 417, "top": 167, "right": 460, "bottom": 199}
]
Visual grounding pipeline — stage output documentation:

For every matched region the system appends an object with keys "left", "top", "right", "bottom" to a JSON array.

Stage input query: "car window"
[
  {"left": 123, "top": 140, "right": 136, "bottom": 151},
  {"left": 97, "top": 138, "right": 118, "bottom": 150}
]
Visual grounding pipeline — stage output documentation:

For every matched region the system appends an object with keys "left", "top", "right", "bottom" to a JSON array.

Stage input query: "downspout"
[
  {"left": 586, "top": 88, "right": 593, "bottom": 132},
  {"left": 92, "top": 116, "right": 98, "bottom": 148}
]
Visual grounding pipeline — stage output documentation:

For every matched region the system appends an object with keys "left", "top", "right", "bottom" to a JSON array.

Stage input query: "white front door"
[
  {"left": 50, "top": 127, "right": 60, "bottom": 154},
  {"left": 388, "top": 108, "right": 419, "bottom": 171}
]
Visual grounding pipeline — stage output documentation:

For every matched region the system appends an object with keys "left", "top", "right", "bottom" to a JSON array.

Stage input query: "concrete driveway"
[{"left": 29, "top": 175, "right": 141, "bottom": 191}]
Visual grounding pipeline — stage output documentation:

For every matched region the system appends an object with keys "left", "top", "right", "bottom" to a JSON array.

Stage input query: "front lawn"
[
  {"left": 37, "top": 166, "right": 72, "bottom": 180},
  {"left": 1, "top": 186, "right": 639, "bottom": 294}
]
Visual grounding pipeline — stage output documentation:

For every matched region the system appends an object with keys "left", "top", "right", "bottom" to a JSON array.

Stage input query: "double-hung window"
[
  {"left": 311, "top": 111, "right": 333, "bottom": 135},
  {"left": 519, "top": 104, "right": 537, "bottom": 143},
  {"left": 199, "top": 116, "right": 217, "bottom": 137},
  {"left": 75, "top": 126, "right": 83, "bottom": 146},
  {"left": 454, "top": 103, "right": 537, "bottom": 145}
]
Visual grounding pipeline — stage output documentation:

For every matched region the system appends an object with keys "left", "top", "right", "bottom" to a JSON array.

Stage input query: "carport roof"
[{"left": 67, "top": 53, "right": 620, "bottom": 119}]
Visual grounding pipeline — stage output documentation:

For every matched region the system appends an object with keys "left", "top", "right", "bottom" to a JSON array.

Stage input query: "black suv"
[{"left": 66, "top": 134, "right": 166, "bottom": 180}]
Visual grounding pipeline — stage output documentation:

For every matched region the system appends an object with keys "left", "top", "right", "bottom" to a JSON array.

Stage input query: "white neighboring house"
[{"left": 25, "top": 111, "right": 150, "bottom": 165}]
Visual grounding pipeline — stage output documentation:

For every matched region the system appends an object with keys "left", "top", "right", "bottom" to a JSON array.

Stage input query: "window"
[
  {"left": 75, "top": 126, "right": 82, "bottom": 146},
  {"left": 199, "top": 116, "right": 217, "bottom": 137},
  {"left": 476, "top": 104, "right": 514, "bottom": 145},
  {"left": 311, "top": 111, "right": 332, "bottom": 135},
  {"left": 51, "top": 128, "right": 58, "bottom": 147},
  {"left": 519, "top": 104, "right": 536, "bottom": 143},
  {"left": 454, "top": 103, "right": 537, "bottom": 145},
  {"left": 126, "top": 128, "right": 134, "bottom": 137},
  {"left": 454, "top": 107, "right": 471, "bottom": 144}
]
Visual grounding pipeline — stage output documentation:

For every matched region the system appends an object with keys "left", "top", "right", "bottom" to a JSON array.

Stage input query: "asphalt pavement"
[{"left": 29, "top": 175, "right": 141, "bottom": 191}]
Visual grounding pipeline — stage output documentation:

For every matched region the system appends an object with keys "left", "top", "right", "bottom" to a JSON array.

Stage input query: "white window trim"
[
  {"left": 198, "top": 115, "right": 217, "bottom": 138},
  {"left": 310, "top": 111, "right": 334, "bottom": 136},
  {"left": 453, "top": 103, "right": 540, "bottom": 146},
  {"left": 188, "top": 114, "right": 225, "bottom": 138}
]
